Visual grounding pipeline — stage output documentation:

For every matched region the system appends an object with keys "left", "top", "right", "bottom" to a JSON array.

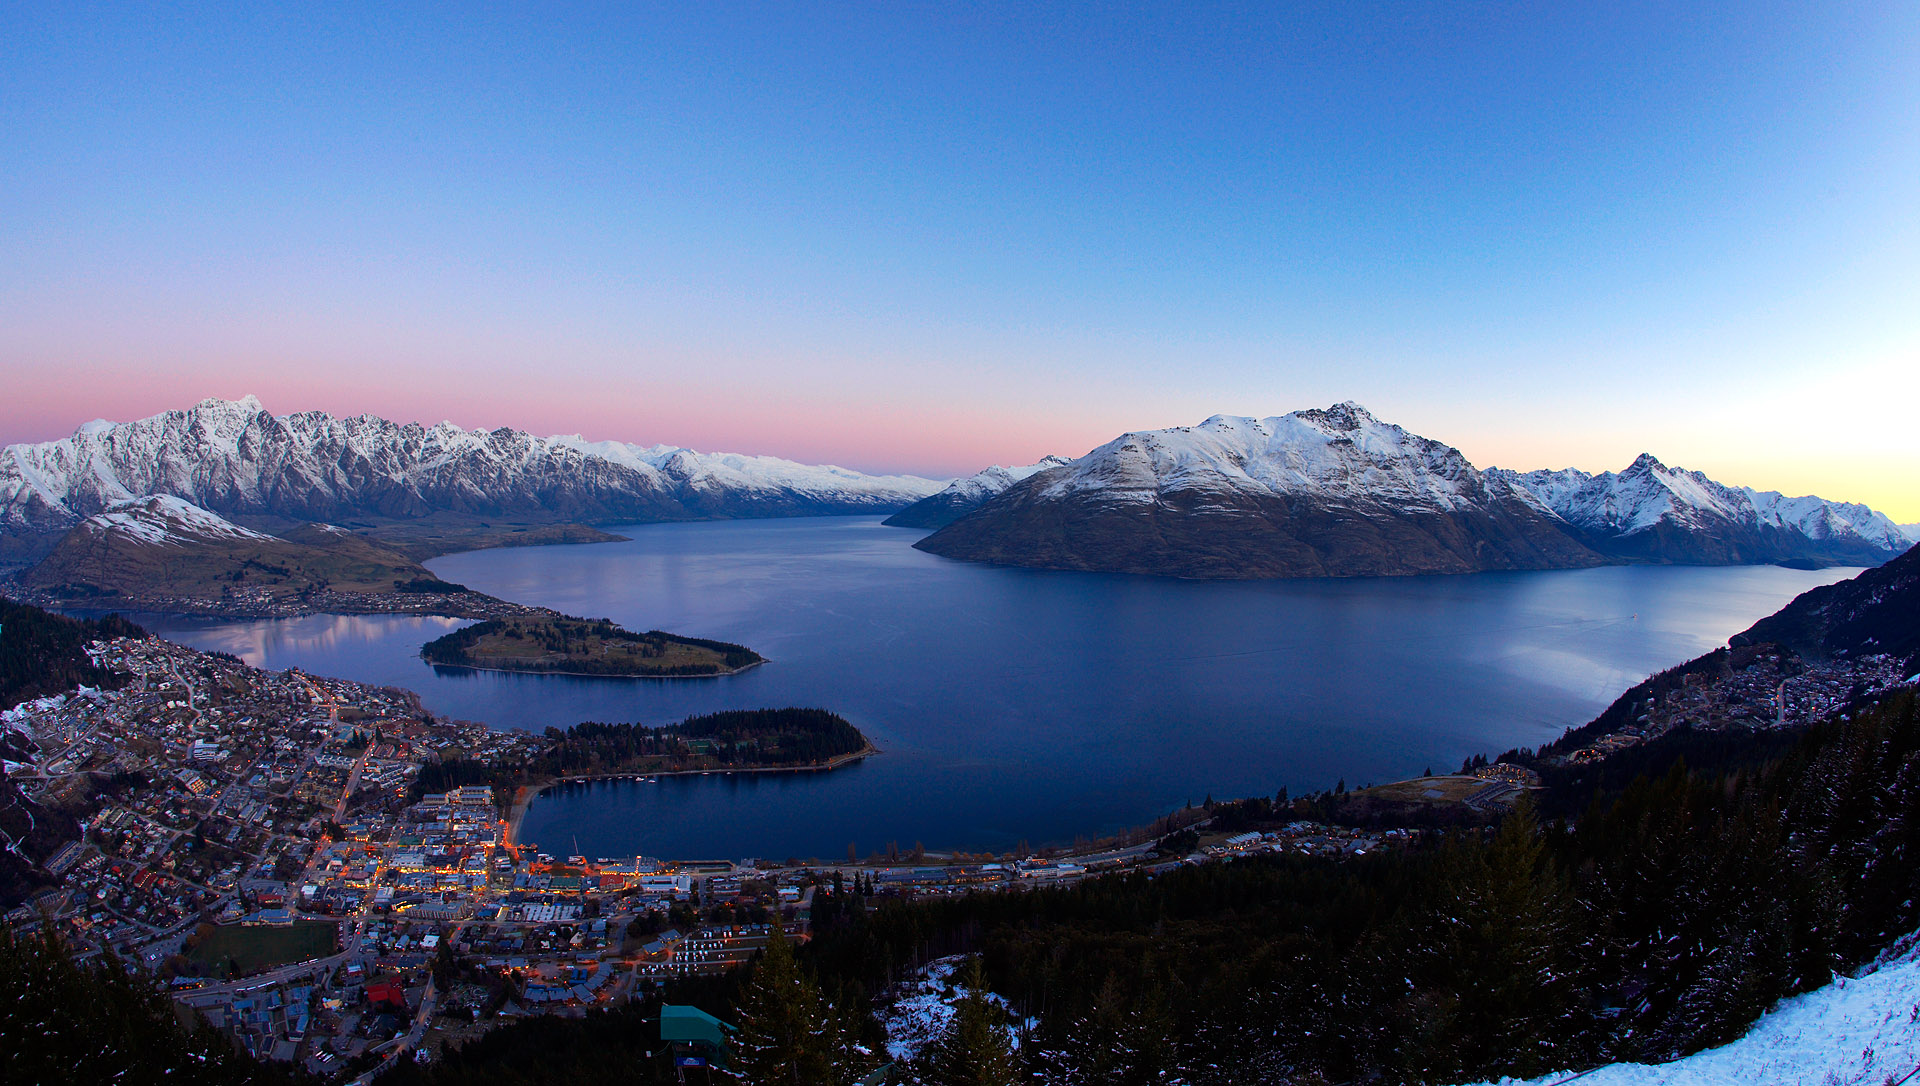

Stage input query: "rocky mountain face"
[
  {"left": 1491, "top": 454, "right": 1909, "bottom": 566},
  {"left": 0, "top": 397, "right": 945, "bottom": 559},
  {"left": 915, "top": 404, "right": 1605, "bottom": 579},
  {"left": 883, "top": 456, "right": 1073, "bottom": 529}
]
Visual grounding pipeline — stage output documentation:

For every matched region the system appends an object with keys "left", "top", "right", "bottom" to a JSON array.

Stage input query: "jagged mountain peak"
[
  {"left": 195, "top": 393, "right": 265, "bottom": 414},
  {"left": 1295, "top": 400, "right": 1379, "bottom": 431},
  {"left": 1492, "top": 454, "right": 1908, "bottom": 566},
  {"left": 0, "top": 397, "right": 945, "bottom": 546}
]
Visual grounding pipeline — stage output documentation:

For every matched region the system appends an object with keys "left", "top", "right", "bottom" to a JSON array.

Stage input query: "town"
[
  {"left": 14, "top": 626, "right": 1907, "bottom": 1080},
  {"left": 2, "top": 633, "right": 1420, "bottom": 1080}
]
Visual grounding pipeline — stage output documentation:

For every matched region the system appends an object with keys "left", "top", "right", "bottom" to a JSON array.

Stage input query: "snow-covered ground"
[
  {"left": 878, "top": 955, "right": 1029, "bottom": 1064},
  {"left": 1467, "top": 935, "right": 1920, "bottom": 1086}
]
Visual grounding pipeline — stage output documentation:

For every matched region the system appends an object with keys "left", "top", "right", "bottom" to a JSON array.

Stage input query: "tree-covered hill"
[
  {"left": 420, "top": 615, "right": 762, "bottom": 676},
  {"left": 410, "top": 707, "right": 870, "bottom": 806},
  {"left": 0, "top": 925, "right": 299, "bottom": 1085},
  {"left": 0, "top": 598, "right": 144, "bottom": 708}
]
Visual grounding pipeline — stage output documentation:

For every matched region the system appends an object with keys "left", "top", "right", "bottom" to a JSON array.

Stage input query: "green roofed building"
[{"left": 660, "top": 1004, "right": 732, "bottom": 1070}]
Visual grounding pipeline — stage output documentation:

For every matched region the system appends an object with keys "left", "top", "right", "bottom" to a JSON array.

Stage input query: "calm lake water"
[{"left": 134, "top": 516, "right": 1859, "bottom": 861}]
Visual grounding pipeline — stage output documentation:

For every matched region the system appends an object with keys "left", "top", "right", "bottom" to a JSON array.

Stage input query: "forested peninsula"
[{"left": 411, "top": 707, "right": 874, "bottom": 811}]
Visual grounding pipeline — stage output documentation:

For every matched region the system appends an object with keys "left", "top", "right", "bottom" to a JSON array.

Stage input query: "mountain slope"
[
  {"left": 1491, "top": 454, "right": 1907, "bottom": 566},
  {"left": 1731, "top": 540, "right": 1920, "bottom": 667},
  {"left": 916, "top": 403, "right": 1604, "bottom": 579},
  {"left": 17, "top": 495, "right": 456, "bottom": 605},
  {"left": 883, "top": 456, "right": 1073, "bottom": 529},
  {"left": 0, "top": 397, "right": 945, "bottom": 556},
  {"left": 1462, "top": 931, "right": 1920, "bottom": 1086}
]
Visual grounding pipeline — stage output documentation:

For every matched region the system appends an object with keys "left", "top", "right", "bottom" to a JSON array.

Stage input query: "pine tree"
[
  {"left": 924, "top": 957, "right": 1019, "bottom": 1086},
  {"left": 731, "top": 924, "right": 836, "bottom": 1085}
]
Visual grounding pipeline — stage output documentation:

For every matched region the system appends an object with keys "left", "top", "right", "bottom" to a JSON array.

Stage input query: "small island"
[{"left": 419, "top": 613, "right": 764, "bottom": 677}]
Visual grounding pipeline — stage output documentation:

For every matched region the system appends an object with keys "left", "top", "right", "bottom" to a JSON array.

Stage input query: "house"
[
  {"left": 365, "top": 980, "right": 409, "bottom": 1012},
  {"left": 660, "top": 1004, "right": 733, "bottom": 1070}
]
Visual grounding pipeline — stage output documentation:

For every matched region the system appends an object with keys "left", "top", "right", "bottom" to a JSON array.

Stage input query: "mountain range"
[
  {"left": 3, "top": 397, "right": 1908, "bottom": 583},
  {"left": 882, "top": 457, "right": 1073, "bottom": 529},
  {"left": 913, "top": 403, "right": 1912, "bottom": 579},
  {"left": 0, "top": 396, "right": 943, "bottom": 563},
  {"left": 1491, "top": 454, "right": 1910, "bottom": 566}
]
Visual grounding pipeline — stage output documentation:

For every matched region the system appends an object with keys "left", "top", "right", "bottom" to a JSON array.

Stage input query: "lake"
[{"left": 134, "top": 516, "right": 1859, "bottom": 861}]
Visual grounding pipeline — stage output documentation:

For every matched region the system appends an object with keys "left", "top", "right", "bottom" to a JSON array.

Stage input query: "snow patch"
[
  {"left": 878, "top": 955, "right": 1026, "bottom": 1064},
  {"left": 86, "top": 495, "right": 279, "bottom": 547},
  {"left": 1464, "top": 933, "right": 1920, "bottom": 1086}
]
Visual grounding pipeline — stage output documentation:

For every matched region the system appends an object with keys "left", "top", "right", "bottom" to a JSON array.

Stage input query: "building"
[{"left": 660, "top": 1004, "right": 732, "bottom": 1070}]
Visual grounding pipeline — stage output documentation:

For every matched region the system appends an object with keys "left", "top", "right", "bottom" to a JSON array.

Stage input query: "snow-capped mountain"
[
  {"left": 916, "top": 403, "right": 1602, "bottom": 579},
  {"left": 0, "top": 397, "right": 946, "bottom": 553},
  {"left": 1491, "top": 454, "right": 1909, "bottom": 566},
  {"left": 883, "top": 456, "right": 1073, "bottom": 530}
]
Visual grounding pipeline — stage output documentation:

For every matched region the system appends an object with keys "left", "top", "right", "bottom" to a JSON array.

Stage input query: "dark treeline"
[
  {"left": 394, "top": 577, "right": 469, "bottom": 595},
  {"left": 0, "top": 598, "right": 144, "bottom": 708},
  {"left": 0, "top": 924, "right": 303, "bottom": 1085},
  {"left": 535, "top": 708, "right": 868, "bottom": 775},
  {"left": 799, "top": 688, "right": 1920, "bottom": 1084},
  {"left": 383, "top": 688, "right": 1920, "bottom": 1085},
  {"left": 420, "top": 615, "right": 761, "bottom": 675},
  {"left": 379, "top": 973, "right": 751, "bottom": 1086},
  {"left": 409, "top": 708, "right": 868, "bottom": 804}
]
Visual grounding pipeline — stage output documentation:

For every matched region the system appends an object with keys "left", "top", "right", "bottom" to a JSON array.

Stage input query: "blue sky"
[{"left": 3, "top": 3, "right": 1916, "bottom": 515}]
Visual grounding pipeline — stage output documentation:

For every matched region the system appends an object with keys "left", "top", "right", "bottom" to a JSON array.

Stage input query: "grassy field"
[
  {"left": 187, "top": 920, "right": 337, "bottom": 977},
  {"left": 1353, "top": 775, "right": 1490, "bottom": 803}
]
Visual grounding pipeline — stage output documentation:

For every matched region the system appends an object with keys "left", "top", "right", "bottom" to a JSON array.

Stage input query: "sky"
[{"left": 2, "top": 3, "right": 1916, "bottom": 519}]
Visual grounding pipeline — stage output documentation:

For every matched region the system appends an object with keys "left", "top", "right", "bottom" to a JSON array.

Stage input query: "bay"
[{"left": 135, "top": 516, "right": 1859, "bottom": 861}]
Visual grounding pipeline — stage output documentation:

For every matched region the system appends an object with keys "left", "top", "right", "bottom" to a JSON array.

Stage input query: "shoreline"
[
  {"left": 14, "top": 587, "right": 552, "bottom": 623},
  {"left": 422, "top": 657, "right": 767, "bottom": 681},
  {"left": 505, "top": 741, "right": 880, "bottom": 844}
]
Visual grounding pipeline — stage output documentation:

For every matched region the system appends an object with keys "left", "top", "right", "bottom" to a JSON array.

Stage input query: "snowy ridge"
[
  {"left": 1466, "top": 932, "right": 1920, "bottom": 1086},
  {"left": 935, "top": 456, "right": 1075, "bottom": 503},
  {"left": 1031, "top": 403, "right": 1545, "bottom": 514},
  {"left": 916, "top": 403, "right": 1602, "bottom": 578},
  {"left": 83, "top": 495, "right": 278, "bottom": 548},
  {"left": 883, "top": 456, "right": 1073, "bottom": 528},
  {"left": 1491, "top": 454, "right": 1909, "bottom": 562},
  {"left": 0, "top": 396, "right": 945, "bottom": 536},
  {"left": 542, "top": 436, "right": 943, "bottom": 501}
]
